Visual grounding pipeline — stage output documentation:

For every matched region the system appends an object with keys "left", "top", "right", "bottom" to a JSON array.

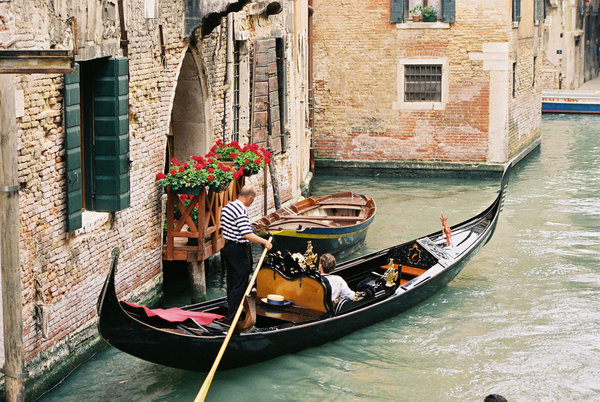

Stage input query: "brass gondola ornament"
[
  {"left": 383, "top": 258, "right": 398, "bottom": 287},
  {"left": 303, "top": 241, "right": 318, "bottom": 272}
]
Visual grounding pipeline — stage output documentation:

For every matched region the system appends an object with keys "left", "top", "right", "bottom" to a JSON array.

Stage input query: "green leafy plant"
[
  {"left": 409, "top": 4, "right": 423, "bottom": 16},
  {"left": 210, "top": 139, "right": 243, "bottom": 161},
  {"left": 421, "top": 5, "right": 437, "bottom": 21},
  {"left": 232, "top": 143, "right": 272, "bottom": 176}
]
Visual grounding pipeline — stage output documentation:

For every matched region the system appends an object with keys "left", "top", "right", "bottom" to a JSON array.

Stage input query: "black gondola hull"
[{"left": 97, "top": 164, "right": 511, "bottom": 372}]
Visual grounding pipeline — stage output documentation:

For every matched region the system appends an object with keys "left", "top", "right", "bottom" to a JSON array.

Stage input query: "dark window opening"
[
  {"left": 512, "top": 62, "right": 517, "bottom": 98},
  {"left": 404, "top": 64, "right": 442, "bottom": 102},
  {"left": 275, "top": 37, "right": 287, "bottom": 152}
]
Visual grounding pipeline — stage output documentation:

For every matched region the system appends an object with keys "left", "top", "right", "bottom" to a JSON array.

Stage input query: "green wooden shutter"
[
  {"left": 391, "top": 0, "right": 405, "bottom": 23},
  {"left": 442, "top": 0, "right": 456, "bottom": 23},
  {"left": 64, "top": 63, "right": 82, "bottom": 232},
  {"left": 93, "top": 57, "right": 130, "bottom": 212},
  {"left": 513, "top": 0, "right": 521, "bottom": 22},
  {"left": 534, "top": 0, "right": 542, "bottom": 22}
]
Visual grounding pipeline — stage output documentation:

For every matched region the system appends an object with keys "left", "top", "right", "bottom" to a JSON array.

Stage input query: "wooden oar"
[{"left": 194, "top": 237, "right": 272, "bottom": 402}]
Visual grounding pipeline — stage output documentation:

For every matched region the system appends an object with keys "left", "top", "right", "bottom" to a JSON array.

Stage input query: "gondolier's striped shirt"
[{"left": 221, "top": 199, "right": 252, "bottom": 243}]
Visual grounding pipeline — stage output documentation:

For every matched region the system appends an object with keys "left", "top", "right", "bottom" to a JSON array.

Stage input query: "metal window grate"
[
  {"left": 404, "top": 64, "right": 442, "bottom": 102},
  {"left": 232, "top": 41, "right": 241, "bottom": 142}
]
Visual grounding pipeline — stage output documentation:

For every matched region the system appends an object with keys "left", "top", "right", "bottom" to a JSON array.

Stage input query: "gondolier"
[{"left": 221, "top": 186, "right": 272, "bottom": 323}]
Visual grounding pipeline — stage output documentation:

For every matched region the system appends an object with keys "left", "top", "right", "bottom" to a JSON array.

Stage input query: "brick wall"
[
  {"left": 0, "top": 1, "right": 309, "bottom": 396},
  {"left": 312, "top": 0, "right": 541, "bottom": 167}
]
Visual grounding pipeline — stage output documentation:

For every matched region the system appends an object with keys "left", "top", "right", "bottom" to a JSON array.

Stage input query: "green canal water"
[{"left": 39, "top": 115, "right": 600, "bottom": 401}]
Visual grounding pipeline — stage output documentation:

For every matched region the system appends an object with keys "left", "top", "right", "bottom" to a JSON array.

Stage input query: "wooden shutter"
[
  {"left": 534, "top": 0, "right": 542, "bottom": 22},
  {"left": 93, "top": 57, "right": 130, "bottom": 212},
  {"left": 390, "top": 0, "right": 405, "bottom": 23},
  {"left": 442, "top": 0, "right": 456, "bottom": 23},
  {"left": 513, "top": 0, "right": 521, "bottom": 22},
  {"left": 252, "top": 38, "right": 283, "bottom": 154},
  {"left": 64, "top": 64, "right": 82, "bottom": 232}
]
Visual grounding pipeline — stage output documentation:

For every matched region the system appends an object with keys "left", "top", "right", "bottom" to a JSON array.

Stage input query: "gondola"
[
  {"left": 97, "top": 164, "right": 511, "bottom": 372},
  {"left": 253, "top": 191, "right": 376, "bottom": 259}
]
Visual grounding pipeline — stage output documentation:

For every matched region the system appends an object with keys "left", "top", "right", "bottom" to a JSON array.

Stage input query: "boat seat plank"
[
  {"left": 255, "top": 303, "right": 323, "bottom": 323},
  {"left": 380, "top": 264, "right": 427, "bottom": 277},
  {"left": 279, "top": 215, "right": 361, "bottom": 222}
]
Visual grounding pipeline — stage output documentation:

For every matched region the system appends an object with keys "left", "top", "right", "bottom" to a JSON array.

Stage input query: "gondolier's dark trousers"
[{"left": 222, "top": 240, "right": 253, "bottom": 322}]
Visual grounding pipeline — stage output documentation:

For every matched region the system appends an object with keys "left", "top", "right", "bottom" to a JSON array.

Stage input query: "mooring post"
[
  {"left": 188, "top": 260, "right": 206, "bottom": 303},
  {"left": 0, "top": 74, "right": 26, "bottom": 401}
]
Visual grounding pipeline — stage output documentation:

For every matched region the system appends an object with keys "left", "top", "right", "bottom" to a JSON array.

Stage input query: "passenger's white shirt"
[{"left": 324, "top": 274, "right": 355, "bottom": 301}]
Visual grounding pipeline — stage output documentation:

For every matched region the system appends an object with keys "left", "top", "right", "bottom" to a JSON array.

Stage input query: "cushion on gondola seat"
[{"left": 120, "top": 301, "right": 224, "bottom": 326}]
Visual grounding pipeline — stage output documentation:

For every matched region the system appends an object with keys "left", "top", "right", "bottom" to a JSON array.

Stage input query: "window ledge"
[
  {"left": 396, "top": 21, "right": 450, "bottom": 30},
  {"left": 393, "top": 101, "right": 446, "bottom": 111},
  {"left": 512, "top": 21, "right": 519, "bottom": 28},
  {"left": 75, "top": 211, "right": 110, "bottom": 235}
]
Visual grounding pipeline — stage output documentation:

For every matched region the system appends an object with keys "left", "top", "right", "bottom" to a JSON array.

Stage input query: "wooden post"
[
  {"left": 0, "top": 74, "right": 26, "bottom": 401},
  {"left": 188, "top": 191, "right": 206, "bottom": 303}
]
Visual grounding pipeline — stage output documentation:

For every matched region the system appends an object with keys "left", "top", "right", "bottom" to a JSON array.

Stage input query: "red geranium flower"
[
  {"left": 170, "top": 169, "right": 177, "bottom": 175},
  {"left": 264, "top": 157, "right": 271, "bottom": 164},
  {"left": 178, "top": 166, "right": 185, "bottom": 172},
  {"left": 254, "top": 159, "right": 261, "bottom": 165},
  {"left": 230, "top": 152, "right": 239, "bottom": 159},
  {"left": 207, "top": 168, "right": 214, "bottom": 173},
  {"left": 183, "top": 163, "right": 188, "bottom": 168},
  {"left": 207, "top": 175, "right": 214, "bottom": 181},
  {"left": 245, "top": 159, "right": 250, "bottom": 164},
  {"left": 170, "top": 157, "right": 178, "bottom": 163},
  {"left": 156, "top": 172, "right": 166, "bottom": 180},
  {"left": 207, "top": 158, "right": 214, "bottom": 163}
]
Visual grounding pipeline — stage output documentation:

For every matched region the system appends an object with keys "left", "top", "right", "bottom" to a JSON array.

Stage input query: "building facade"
[
  {"left": 0, "top": 0, "right": 311, "bottom": 398},
  {"left": 311, "top": 0, "right": 543, "bottom": 171},
  {"left": 540, "top": 0, "right": 600, "bottom": 90}
]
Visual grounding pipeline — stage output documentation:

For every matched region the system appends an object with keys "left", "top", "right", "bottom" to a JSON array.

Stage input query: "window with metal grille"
[
  {"left": 404, "top": 64, "right": 442, "bottom": 102},
  {"left": 232, "top": 41, "right": 241, "bottom": 142}
]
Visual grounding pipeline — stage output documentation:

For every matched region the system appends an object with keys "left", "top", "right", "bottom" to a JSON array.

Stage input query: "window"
[
  {"left": 64, "top": 58, "right": 130, "bottom": 232},
  {"left": 394, "top": 58, "right": 448, "bottom": 110},
  {"left": 512, "top": 0, "right": 521, "bottom": 23},
  {"left": 404, "top": 65, "right": 442, "bottom": 102},
  {"left": 512, "top": 62, "right": 517, "bottom": 98},
  {"left": 391, "top": 0, "right": 455, "bottom": 24},
  {"left": 532, "top": 56, "right": 536, "bottom": 88}
]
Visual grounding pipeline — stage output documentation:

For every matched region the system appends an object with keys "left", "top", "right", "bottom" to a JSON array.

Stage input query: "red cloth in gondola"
[{"left": 121, "top": 301, "right": 224, "bottom": 326}]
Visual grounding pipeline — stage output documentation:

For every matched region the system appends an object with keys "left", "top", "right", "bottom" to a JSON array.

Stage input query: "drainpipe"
[{"left": 223, "top": 14, "right": 234, "bottom": 142}]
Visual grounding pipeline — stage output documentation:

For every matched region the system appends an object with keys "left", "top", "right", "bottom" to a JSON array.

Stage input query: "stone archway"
[{"left": 169, "top": 48, "right": 211, "bottom": 161}]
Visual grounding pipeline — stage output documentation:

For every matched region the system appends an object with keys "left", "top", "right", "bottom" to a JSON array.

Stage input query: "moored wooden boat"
[
  {"left": 253, "top": 191, "right": 376, "bottom": 259},
  {"left": 97, "top": 164, "right": 511, "bottom": 372}
]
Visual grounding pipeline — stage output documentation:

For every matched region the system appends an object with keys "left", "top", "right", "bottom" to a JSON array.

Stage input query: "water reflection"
[{"left": 40, "top": 115, "right": 600, "bottom": 401}]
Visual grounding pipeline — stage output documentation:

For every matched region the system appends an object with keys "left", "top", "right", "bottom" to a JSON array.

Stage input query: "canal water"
[{"left": 40, "top": 115, "right": 599, "bottom": 401}]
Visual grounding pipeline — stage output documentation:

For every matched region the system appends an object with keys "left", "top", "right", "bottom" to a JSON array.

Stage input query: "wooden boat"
[
  {"left": 97, "top": 164, "right": 511, "bottom": 372},
  {"left": 253, "top": 191, "right": 376, "bottom": 259}
]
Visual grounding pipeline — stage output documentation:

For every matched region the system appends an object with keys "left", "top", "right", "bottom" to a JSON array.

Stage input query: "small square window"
[{"left": 404, "top": 64, "right": 442, "bottom": 102}]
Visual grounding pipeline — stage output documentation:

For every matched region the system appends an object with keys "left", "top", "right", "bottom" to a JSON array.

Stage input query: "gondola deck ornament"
[
  {"left": 96, "top": 163, "right": 513, "bottom": 375},
  {"left": 441, "top": 213, "right": 453, "bottom": 247},
  {"left": 383, "top": 258, "right": 399, "bottom": 287}
]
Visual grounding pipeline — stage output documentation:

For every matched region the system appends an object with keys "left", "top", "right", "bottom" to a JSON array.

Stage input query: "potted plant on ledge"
[
  {"left": 421, "top": 5, "right": 437, "bottom": 22},
  {"left": 409, "top": 5, "right": 422, "bottom": 21}
]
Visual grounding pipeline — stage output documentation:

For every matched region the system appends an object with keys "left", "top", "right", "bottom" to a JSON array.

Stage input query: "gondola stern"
[{"left": 96, "top": 247, "right": 126, "bottom": 339}]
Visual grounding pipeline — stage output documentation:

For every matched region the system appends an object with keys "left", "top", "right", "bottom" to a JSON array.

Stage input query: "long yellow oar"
[{"left": 194, "top": 237, "right": 272, "bottom": 402}]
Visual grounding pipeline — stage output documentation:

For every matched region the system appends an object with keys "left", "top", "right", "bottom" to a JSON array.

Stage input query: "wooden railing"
[{"left": 162, "top": 176, "right": 245, "bottom": 262}]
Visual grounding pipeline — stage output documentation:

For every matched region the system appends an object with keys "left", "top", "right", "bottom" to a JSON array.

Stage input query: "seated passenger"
[{"left": 318, "top": 253, "right": 355, "bottom": 302}]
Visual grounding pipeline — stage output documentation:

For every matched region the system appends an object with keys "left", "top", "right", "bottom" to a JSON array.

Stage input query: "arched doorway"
[{"left": 169, "top": 49, "right": 211, "bottom": 162}]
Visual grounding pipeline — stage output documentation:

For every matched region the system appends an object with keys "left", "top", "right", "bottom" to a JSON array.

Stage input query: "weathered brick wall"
[
  {"left": 312, "top": 0, "right": 540, "bottom": 166},
  {"left": 0, "top": 0, "right": 187, "bottom": 392},
  {"left": 0, "top": 2, "right": 309, "bottom": 396},
  {"left": 509, "top": 35, "right": 542, "bottom": 158}
]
